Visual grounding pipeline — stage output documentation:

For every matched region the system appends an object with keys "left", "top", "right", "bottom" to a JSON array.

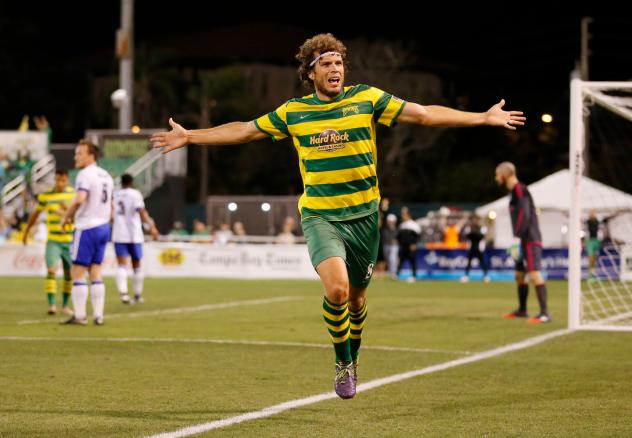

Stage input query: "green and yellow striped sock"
[
  {"left": 45, "top": 272, "right": 56, "bottom": 306},
  {"left": 322, "top": 296, "right": 351, "bottom": 363},
  {"left": 349, "top": 301, "right": 368, "bottom": 361},
  {"left": 62, "top": 274, "right": 72, "bottom": 307}
]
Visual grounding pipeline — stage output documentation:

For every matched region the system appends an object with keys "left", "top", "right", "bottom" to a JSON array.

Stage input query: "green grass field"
[{"left": 1, "top": 276, "right": 631, "bottom": 437}]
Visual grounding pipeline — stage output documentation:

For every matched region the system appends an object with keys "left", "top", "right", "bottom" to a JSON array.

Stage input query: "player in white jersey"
[
  {"left": 61, "top": 139, "right": 114, "bottom": 326},
  {"left": 112, "top": 173, "right": 159, "bottom": 304}
]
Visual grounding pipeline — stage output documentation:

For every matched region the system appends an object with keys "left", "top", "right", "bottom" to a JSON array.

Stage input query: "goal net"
[{"left": 569, "top": 80, "right": 632, "bottom": 331}]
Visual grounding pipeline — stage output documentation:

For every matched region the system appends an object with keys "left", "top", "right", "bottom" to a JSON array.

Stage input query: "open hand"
[
  {"left": 486, "top": 99, "right": 526, "bottom": 130},
  {"left": 151, "top": 118, "right": 188, "bottom": 154},
  {"left": 34, "top": 115, "right": 49, "bottom": 131}
]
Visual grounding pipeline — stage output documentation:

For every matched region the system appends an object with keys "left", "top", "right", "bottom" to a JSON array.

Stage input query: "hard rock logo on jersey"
[{"left": 310, "top": 129, "right": 349, "bottom": 152}]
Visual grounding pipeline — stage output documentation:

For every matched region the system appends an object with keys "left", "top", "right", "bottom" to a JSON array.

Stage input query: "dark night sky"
[
  {"left": 1, "top": 3, "right": 630, "bottom": 137},
  {"left": 1, "top": 3, "right": 630, "bottom": 202}
]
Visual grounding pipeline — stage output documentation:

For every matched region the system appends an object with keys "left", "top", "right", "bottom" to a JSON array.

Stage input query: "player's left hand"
[
  {"left": 486, "top": 99, "right": 526, "bottom": 130},
  {"left": 151, "top": 118, "right": 188, "bottom": 154}
]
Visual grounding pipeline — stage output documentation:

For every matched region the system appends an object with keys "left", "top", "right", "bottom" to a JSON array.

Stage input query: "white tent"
[{"left": 475, "top": 169, "right": 632, "bottom": 247}]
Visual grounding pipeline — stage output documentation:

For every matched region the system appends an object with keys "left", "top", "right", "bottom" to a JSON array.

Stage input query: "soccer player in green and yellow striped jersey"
[
  {"left": 151, "top": 33, "right": 526, "bottom": 399},
  {"left": 23, "top": 169, "right": 75, "bottom": 315}
]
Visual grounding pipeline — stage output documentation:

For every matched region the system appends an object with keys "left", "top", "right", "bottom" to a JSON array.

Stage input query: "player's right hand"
[
  {"left": 151, "top": 118, "right": 188, "bottom": 154},
  {"left": 150, "top": 225, "right": 159, "bottom": 241},
  {"left": 61, "top": 215, "right": 72, "bottom": 231}
]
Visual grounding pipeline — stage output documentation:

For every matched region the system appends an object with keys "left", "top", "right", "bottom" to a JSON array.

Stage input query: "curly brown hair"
[{"left": 296, "top": 33, "right": 348, "bottom": 89}]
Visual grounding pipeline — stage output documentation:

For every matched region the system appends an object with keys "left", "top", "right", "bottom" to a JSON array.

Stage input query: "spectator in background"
[
  {"left": 585, "top": 209, "right": 600, "bottom": 281},
  {"left": 460, "top": 215, "right": 490, "bottom": 283},
  {"left": 34, "top": 116, "right": 53, "bottom": 145},
  {"left": 483, "top": 215, "right": 495, "bottom": 250},
  {"left": 191, "top": 219, "right": 208, "bottom": 236},
  {"left": 169, "top": 220, "right": 188, "bottom": 237},
  {"left": 9, "top": 190, "right": 29, "bottom": 230},
  {"left": 214, "top": 222, "right": 233, "bottom": 245},
  {"left": 189, "top": 219, "right": 212, "bottom": 243},
  {"left": 381, "top": 213, "right": 399, "bottom": 279},
  {"left": 276, "top": 216, "right": 297, "bottom": 244},
  {"left": 601, "top": 217, "right": 613, "bottom": 247},
  {"left": 379, "top": 197, "right": 390, "bottom": 220},
  {"left": 12, "top": 150, "right": 35, "bottom": 196},
  {"left": 0, "top": 152, "right": 8, "bottom": 186},
  {"left": 232, "top": 221, "right": 247, "bottom": 244},
  {"left": 13, "top": 150, "right": 33, "bottom": 176},
  {"left": 376, "top": 197, "right": 391, "bottom": 273},
  {"left": 0, "top": 214, "right": 12, "bottom": 244},
  {"left": 422, "top": 211, "right": 441, "bottom": 243},
  {"left": 397, "top": 207, "right": 421, "bottom": 283},
  {"left": 443, "top": 218, "right": 460, "bottom": 249}
]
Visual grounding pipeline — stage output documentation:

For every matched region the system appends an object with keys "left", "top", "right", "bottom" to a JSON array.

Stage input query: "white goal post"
[{"left": 568, "top": 79, "right": 632, "bottom": 331}]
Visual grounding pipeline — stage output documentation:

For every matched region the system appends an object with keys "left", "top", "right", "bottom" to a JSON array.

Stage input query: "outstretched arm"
[
  {"left": 151, "top": 118, "right": 268, "bottom": 154},
  {"left": 398, "top": 99, "right": 525, "bottom": 130}
]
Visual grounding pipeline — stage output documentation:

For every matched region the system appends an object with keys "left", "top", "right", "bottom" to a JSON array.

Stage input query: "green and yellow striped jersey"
[
  {"left": 254, "top": 84, "right": 406, "bottom": 221},
  {"left": 36, "top": 186, "right": 75, "bottom": 243}
]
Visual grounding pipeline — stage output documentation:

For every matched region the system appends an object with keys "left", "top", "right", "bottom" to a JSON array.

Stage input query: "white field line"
[
  {"left": 0, "top": 336, "right": 472, "bottom": 355},
  {"left": 146, "top": 329, "right": 571, "bottom": 438},
  {"left": 16, "top": 296, "right": 303, "bottom": 325}
]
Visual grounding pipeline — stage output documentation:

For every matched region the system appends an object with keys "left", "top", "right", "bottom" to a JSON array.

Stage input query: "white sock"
[
  {"left": 91, "top": 281, "right": 106, "bottom": 319},
  {"left": 133, "top": 268, "right": 144, "bottom": 296},
  {"left": 116, "top": 266, "right": 128, "bottom": 294},
  {"left": 71, "top": 281, "right": 89, "bottom": 319}
]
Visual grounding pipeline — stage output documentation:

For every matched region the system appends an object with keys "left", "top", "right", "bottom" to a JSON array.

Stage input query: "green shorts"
[
  {"left": 586, "top": 238, "right": 600, "bottom": 257},
  {"left": 45, "top": 241, "right": 72, "bottom": 271},
  {"left": 301, "top": 211, "right": 380, "bottom": 288}
]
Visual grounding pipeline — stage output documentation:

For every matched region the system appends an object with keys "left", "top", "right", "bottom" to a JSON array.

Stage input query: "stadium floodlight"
[
  {"left": 261, "top": 202, "right": 271, "bottom": 212},
  {"left": 568, "top": 79, "right": 632, "bottom": 332},
  {"left": 227, "top": 202, "right": 238, "bottom": 212}
]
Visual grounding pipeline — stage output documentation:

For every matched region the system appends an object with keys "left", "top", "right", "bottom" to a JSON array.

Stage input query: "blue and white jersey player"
[
  {"left": 112, "top": 173, "right": 159, "bottom": 304},
  {"left": 61, "top": 139, "right": 114, "bottom": 326}
]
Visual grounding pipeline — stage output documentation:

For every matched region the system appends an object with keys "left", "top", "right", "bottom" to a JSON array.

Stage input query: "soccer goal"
[{"left": 568, "top": 79, "right": 632, "bottom": 331}]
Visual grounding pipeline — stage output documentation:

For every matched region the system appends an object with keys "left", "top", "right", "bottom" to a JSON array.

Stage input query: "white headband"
[{"left": 309, "top": 51, "right": 342, "bottom": 67}]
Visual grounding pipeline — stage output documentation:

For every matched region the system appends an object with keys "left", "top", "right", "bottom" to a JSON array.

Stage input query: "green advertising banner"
[{"left": 101, "top": 135, "right": 151, "bottom": 159}]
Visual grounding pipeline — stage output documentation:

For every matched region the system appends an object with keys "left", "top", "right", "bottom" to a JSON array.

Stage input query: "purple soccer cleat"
[{"left": 334, "top": 361, "right": 356, "bottom": 399}]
